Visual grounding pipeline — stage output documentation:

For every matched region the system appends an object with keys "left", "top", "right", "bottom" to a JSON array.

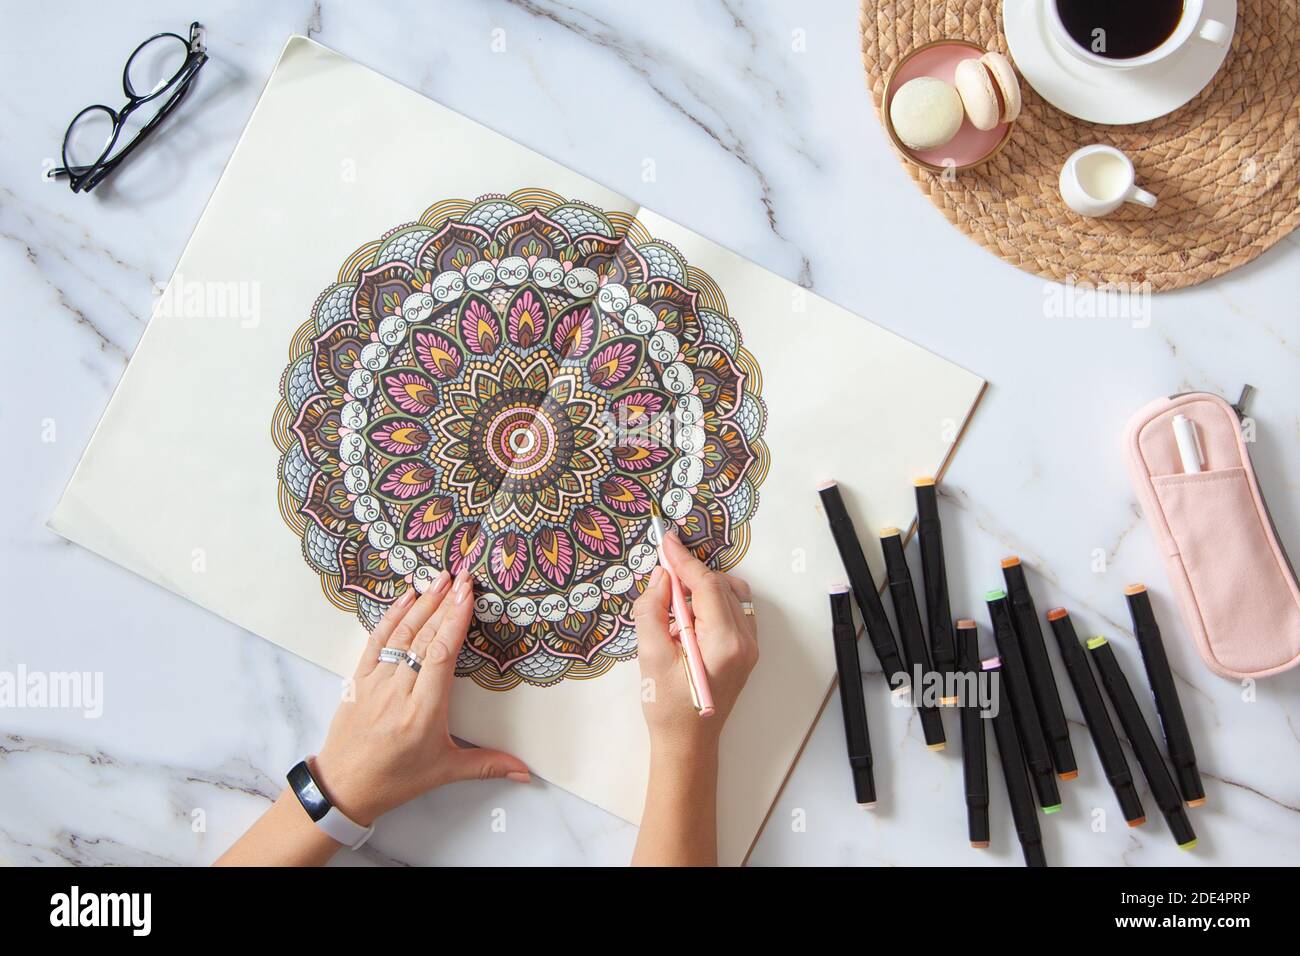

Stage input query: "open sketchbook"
[{"left": 49, "top": 37, "right": 985, "bottom": 864}]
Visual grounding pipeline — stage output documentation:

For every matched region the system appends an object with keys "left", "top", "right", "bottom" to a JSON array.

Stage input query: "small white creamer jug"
[{"left": 1059, "top": 144, "right": 1158, "bottom": 218}]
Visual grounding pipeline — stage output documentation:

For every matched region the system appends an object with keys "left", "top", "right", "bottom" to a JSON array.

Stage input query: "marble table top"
[{"left": 2, "top": 0, "right": 1296, "bottom": 866}]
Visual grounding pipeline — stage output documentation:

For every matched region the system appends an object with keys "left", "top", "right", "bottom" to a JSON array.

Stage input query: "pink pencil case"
[{"left": 1125, "top": 390, "right": 1300, "bottom": 680}]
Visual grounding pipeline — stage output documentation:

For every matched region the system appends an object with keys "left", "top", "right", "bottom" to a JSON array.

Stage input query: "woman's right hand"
[{"left": 632, "top": 532, "right": 758, "bottom": 756}]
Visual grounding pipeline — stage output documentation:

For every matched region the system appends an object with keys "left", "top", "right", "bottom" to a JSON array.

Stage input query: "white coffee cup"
[
  {"left": 1059, "top": 145, "right": 1157, "bottom": 217},
  {"left": 1047, "top": 0, "right": 1230, "bottom": 71}
]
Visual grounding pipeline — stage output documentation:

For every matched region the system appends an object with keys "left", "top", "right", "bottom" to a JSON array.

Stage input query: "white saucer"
[{"left": 1003, "top": 0, "right": 1237, "bottom": 125}]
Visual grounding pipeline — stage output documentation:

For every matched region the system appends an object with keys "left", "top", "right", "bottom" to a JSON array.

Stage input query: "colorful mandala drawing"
[{"left": 272, "top": 189, "right": 770, "bottom": 690}]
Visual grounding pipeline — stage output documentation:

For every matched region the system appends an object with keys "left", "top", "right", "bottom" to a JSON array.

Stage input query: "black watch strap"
[
  {"left": 287, "top": 759, "right": 330, "bottom": 822},
  {"left": 286, "top": 757, "right": 375, "bottom": 848}
]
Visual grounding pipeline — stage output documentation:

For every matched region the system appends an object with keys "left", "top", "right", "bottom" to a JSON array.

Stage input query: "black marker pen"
[
  {"left": 882, "top": 528, "right": 946, "bottom": 750},
  {"left": 984, "top": 656, "right": 1047, "bottom": 867},
  {"left": 829, "top": 586, "right": 876, "bottom": 808},
  {"left": 1088, "top": 637, "right": 1197, "bottom": 850},
  {"left": 1126, "top": 584, "right": 1205, "bottom": 807},
  {"left": 986, "top": 590, "right": 1061, "bottom": 813},
  {"left": 1046, "top": 609, "right": 1146, "bottom": 827},
  {"left": 956, "top": 620, "right": 989, "bottom": 848},
  {"left": 817, "top": 482, "right": 907, "bottom": 689},
  {"left": 1002, "top": 558, "right": 1077, "bottom": 779}
]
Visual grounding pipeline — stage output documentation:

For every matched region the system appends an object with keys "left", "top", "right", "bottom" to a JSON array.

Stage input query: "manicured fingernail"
[
  {"left": 454, "top": 571, "right": 473, "bottom": 604},
  {"left": 506, "top": 771, "right": 531, "bottom": 784},
  {"left": 396, "top": 588, "right": 417, "bottom": 609},
  {"left": 432, "top": 569, "right": 451, "bottom": 591},
  {"left": 648, "top": 566, "right": 664, "bottom": 586}
]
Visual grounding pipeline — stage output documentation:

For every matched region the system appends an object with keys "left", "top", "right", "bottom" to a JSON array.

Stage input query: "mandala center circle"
[
  {"left": 484, "top": 405, "right": 554, "bottom": 478},
  {"left": 507, "top": 427, "right": 535, "bottom": 456},
  {"left": 463, "top": 387, "right": 576, "bottom": 494}
]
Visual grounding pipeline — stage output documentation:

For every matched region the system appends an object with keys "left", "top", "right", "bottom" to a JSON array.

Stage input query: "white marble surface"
[{"left": 1, "top": 0, "right": 1297, "bottom": 867}]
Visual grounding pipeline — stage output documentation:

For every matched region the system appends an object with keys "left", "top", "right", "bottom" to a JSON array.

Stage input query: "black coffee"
[{"left": 1056, "top": 0, "right": 1184, "bottom": 60}]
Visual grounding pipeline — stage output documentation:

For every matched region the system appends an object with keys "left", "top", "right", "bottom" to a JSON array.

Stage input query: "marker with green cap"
[
  {"left": 1087, "top": 636, "right": 1198, "bottom": 850},
  {"left": 985, "top": 589, "right": 1061, "bottom": 813}
]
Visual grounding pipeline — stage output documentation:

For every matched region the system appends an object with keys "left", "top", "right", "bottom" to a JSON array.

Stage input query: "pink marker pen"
[{"left": 648, "top": 500, "right": 714, "bottom": 718}]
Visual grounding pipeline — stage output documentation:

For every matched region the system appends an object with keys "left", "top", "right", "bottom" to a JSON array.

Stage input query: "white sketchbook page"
[
  {"left": 49, "top": 38, "right": 985, "bottom": 865},
  {"left": 632, "top": 208, "right": 983, "bottom": 862}
]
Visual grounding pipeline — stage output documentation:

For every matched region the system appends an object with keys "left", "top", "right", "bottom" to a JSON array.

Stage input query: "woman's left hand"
[{"left": 311, "top": 569, "right": 530, "bottom": 826}]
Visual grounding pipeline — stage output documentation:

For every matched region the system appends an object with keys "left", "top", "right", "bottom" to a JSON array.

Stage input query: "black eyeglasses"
[{"left": 50, "top": 21, "right": 208, "bottom": 193}]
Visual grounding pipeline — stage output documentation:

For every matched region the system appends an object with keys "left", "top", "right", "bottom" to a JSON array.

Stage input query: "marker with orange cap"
[
  {"left": 1001, "top": 557, "right": 1077, "bottom": 779},
  {"left": 1046, "top": 608, "right": 1146, "bottom": 827},
  {"left": 1125, "top": 584, "right": 1206, "bottom": 807}
]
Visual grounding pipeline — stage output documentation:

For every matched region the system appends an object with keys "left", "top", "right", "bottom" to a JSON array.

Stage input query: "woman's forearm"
[
  {"left": 215, "top": 790, "right": 343, "bottom": 866},
  {"left": 631, "top": 739, "right": 720, "bottom": 866}
]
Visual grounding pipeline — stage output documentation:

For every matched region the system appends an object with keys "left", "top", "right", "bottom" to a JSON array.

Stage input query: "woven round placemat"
[{"left": 860, "top": 1, "right": 1299, "bottom": 291}]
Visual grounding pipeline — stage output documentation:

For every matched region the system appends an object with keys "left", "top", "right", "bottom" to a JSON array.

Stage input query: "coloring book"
[{"left": 50, "top": 38, "right": 984, "bottom": 864}]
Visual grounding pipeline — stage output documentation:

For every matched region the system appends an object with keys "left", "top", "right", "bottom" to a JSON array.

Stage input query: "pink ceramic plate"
[{"left": 883, "top": 40, "right": 1012, "bottom": 172}]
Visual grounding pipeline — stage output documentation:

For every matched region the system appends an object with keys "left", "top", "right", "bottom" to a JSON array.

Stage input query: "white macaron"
[
  {"left": 889, "top": 76, "right": 964, "bottom": 151},
  {"left": 953, "top": 52, "right": 1022, "bottom": 131}
]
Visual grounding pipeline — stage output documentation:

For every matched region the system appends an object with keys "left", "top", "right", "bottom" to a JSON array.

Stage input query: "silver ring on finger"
[
  {"left": 378, "top": 647, "right": 407, "bottom": 665},
  {"left": 739, "top": 601, "right": 755, "bottom": 617},
  {"left": 403, "top": 651, "right": 422, "bottom": 673}
]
